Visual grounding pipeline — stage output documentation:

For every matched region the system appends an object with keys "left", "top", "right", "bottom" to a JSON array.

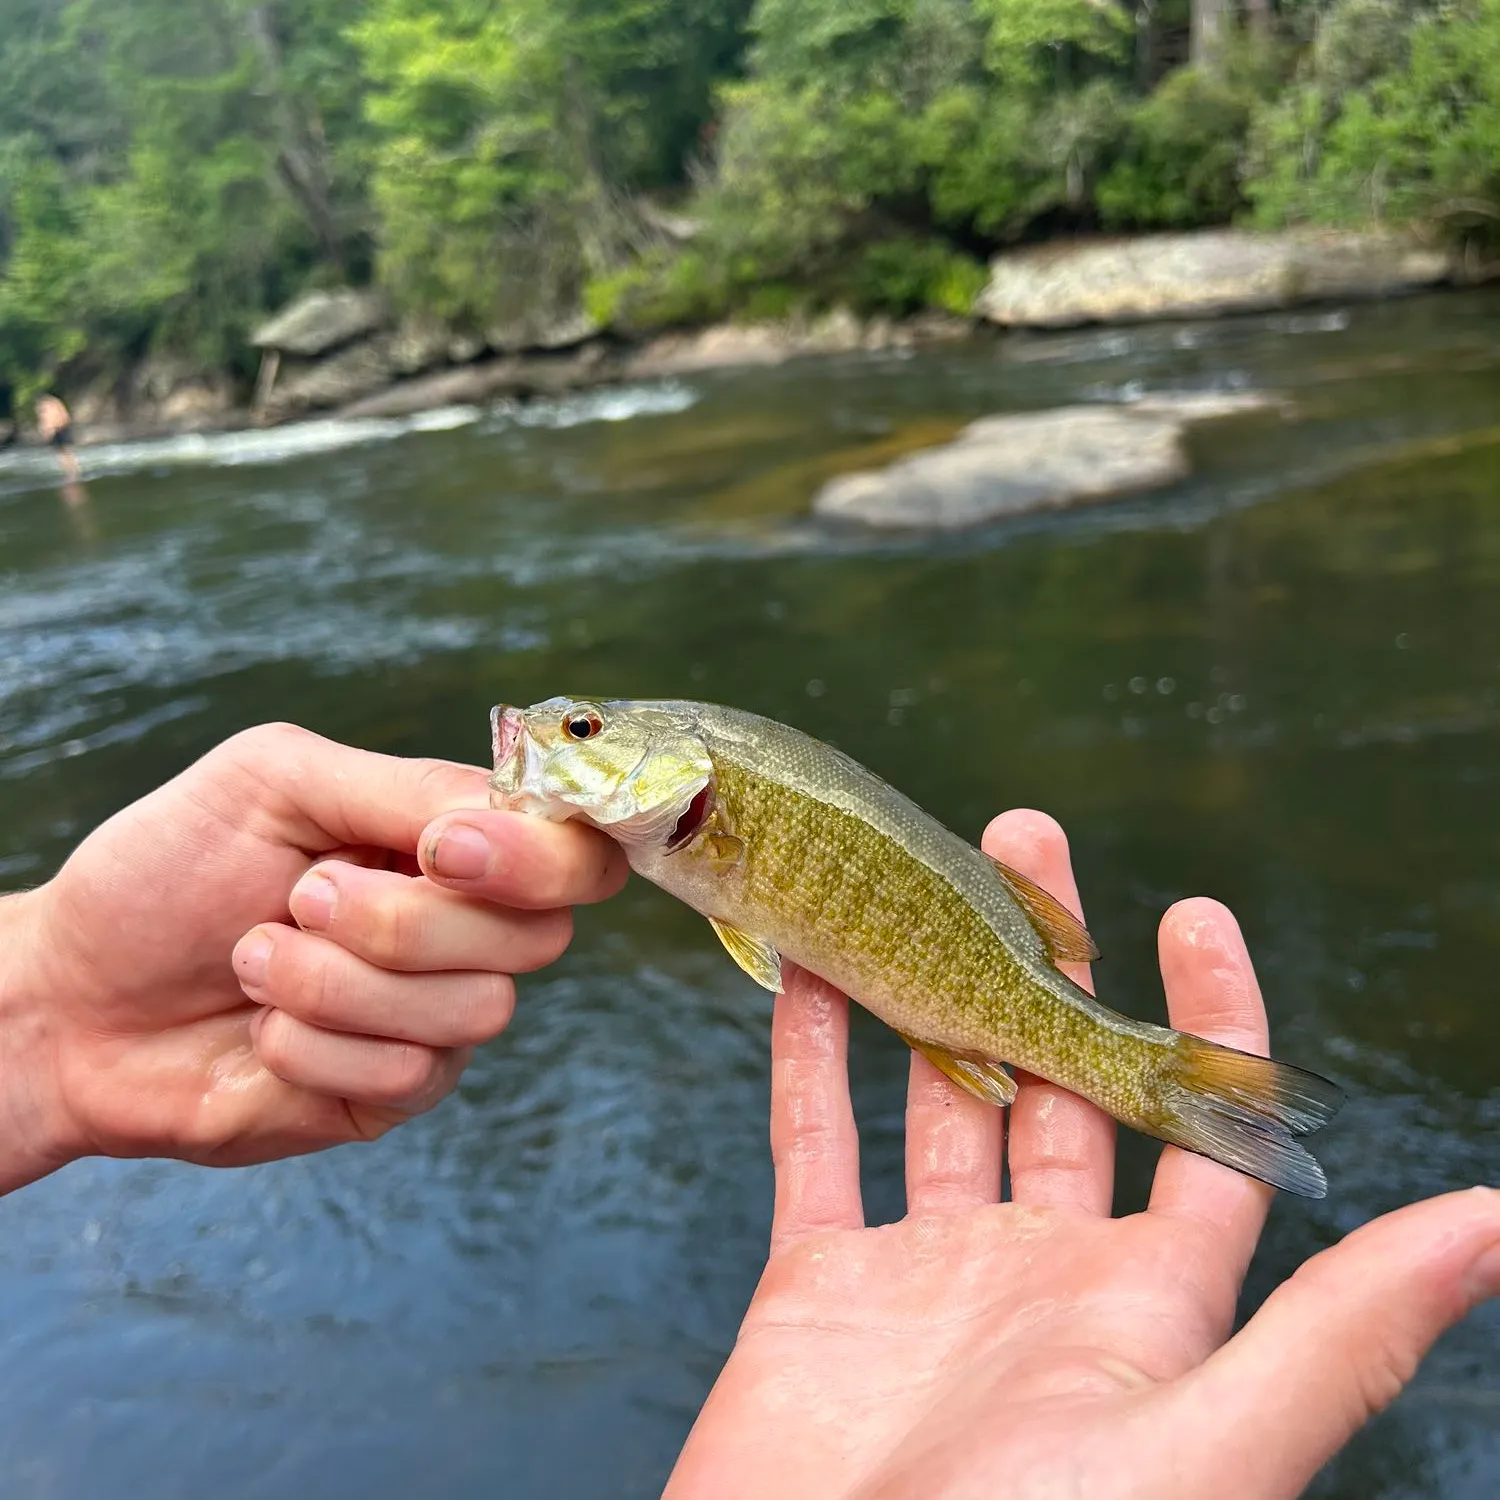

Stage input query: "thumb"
[
  {"left": 1181, "top": 1186, "right": 1500, "bottom": 1500},
  {"left": 217, "top": 723, "right": 492, "bottom": 855}
]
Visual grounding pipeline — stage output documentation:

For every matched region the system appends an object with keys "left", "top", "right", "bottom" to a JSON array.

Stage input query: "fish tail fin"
[{"left": 1153, "top": 1036, "right": 1344, "bottom": 1200}]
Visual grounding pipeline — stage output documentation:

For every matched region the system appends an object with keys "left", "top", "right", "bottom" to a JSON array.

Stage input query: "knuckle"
[
  {"left": 378, "top": 1044, "right": 440, "bottom": 1108},
  {"left": 269, "top": 937, "right": 348, "bottom": 1029},
  {"left": 364, "top": 886, "right": 427, "bottom": 967},
  {"left": 219, "top": 721, "right": 317, "bottom": 770},
  {"left": 455, "top": 973, "right": 516, "bottom": 1042},
  {"left": 517, "top": 907, "right": 574, "bottom": 971},
  {"left": 411, "top": 758, "right": 470, "bottom": 803},
  {"left": 1353, "top": 1330, "right": 1419, "bottom": 1418},
  {"left": 254, "top": 1009, "right": 298, "bottom": 1079}
]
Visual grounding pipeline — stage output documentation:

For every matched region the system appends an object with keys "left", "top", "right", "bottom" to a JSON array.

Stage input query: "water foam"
[{"left": 0, "top": 380, "right": 699, "bottom": 499}]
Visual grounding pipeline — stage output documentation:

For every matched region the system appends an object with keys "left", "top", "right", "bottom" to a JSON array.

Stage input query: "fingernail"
[
  {"left": 291, "top": 871, "right": 336, "bottom": 932},
  {"left": 1465, "top": 1239, "right": 1500, "bottom": 1303},
  {"left": 429, "top": 823, "right": 491, "bottom": 881},
  {"left": 234, "top": 930, "right": 273, "bottom": 990}
]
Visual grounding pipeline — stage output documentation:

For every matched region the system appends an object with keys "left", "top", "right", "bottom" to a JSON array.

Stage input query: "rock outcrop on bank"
[
  {"left": 330, "top": 310, "right": 969, "bottom": 419},
  {"left": 813, "top": 392, "right": 1280, "bottom": 529},
  {"left": 977, "top": 229, "right": 1454, "bottom": 328}
]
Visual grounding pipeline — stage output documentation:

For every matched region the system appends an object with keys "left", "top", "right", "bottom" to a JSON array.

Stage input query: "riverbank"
[{"left": 6, "top": 227, "right": 1473, "bottom": 452}]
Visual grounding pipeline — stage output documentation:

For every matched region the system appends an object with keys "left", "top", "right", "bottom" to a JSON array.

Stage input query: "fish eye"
[{"left": 562, "top": 710, "right": 604, "bottom": 741}]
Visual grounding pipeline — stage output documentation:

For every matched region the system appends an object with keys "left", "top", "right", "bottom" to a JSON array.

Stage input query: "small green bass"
[{"left": 489, "top": 696, "right": 1342, "bottom": 1197}]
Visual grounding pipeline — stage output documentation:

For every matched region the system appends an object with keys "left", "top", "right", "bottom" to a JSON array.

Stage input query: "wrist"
[{"left": 0, "top": 887, "right": 85, "bottom": 1193}]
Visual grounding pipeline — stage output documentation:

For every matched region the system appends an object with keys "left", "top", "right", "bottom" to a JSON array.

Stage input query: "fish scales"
[{"left": 705, "top": 739, "right": 1161, "bottom": 1126}]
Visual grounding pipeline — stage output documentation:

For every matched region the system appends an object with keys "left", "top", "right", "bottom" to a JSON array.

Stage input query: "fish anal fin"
[
  {"left": 708, "top": 917, "right": 783, "bottom": 992},
  {"left": 897, "top": 1031, "right": 1017, "bottom": 1108},
  {"left": 984, "top": 855, "right": 1100, "bottom": 965}
]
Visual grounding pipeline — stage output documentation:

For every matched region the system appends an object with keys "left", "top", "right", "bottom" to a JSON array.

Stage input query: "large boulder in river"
[
  {"left": 252, "top": 288, "right": 390, "bottom": 357},
  {"left": 976, "top": 230, "right": 1453, "bottom": 328},
  {"left": 812, "top": 394, "right": 1278, "bottom": 529}
]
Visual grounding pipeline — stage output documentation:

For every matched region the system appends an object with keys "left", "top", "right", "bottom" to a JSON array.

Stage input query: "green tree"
[
  {"left": 1246, "top": 0, "right": 1500, "bottom": 243},
  {"left": 0, "top": 0, "right": 371, "bottom": 398},
  {"left": 355, "top": 0, "right": 748, "bottom": 335}
]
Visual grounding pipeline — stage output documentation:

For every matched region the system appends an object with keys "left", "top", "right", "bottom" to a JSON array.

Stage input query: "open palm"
[{"left": 666, "top": 811, "right": 1500, "bottom": 1500}]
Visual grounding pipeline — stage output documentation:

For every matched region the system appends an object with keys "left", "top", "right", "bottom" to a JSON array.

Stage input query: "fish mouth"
[{"left": 489, "top": 704, "right": 528, "bottom": 803}]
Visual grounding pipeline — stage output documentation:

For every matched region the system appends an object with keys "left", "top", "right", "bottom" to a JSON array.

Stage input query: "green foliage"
[
  {"left": 920, "top": 79, "right": 1128, "bottom": 238},
  {"left": 681, "top": 0, "right": 1131, "bottom": 318},
  {"left": 0, "top": 0, "right": 372, "bottom": 397},
  {"left": 1097, "top": 66, "right": 1256, "bottom": 229},
  {"left": 1245, "top": 0, "right": 1500, "bottom": 238},
  {"left": 584, "top": 249, "right": 735, "bottom": 333},
  {"left": 703, "top": 81, "right": 923, "bottom": 278},
  {"left": 355, "top": 0, "right": 749, "bottom": 331},
  {"left": 977, "top": 0, "right": 1132, "bottom": 90},
  {"left": 841, "top": 236, "right": 988, "bottom": 315}
]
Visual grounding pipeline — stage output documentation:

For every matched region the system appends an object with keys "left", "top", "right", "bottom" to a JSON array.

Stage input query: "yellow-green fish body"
[{"left": 490, "top": 696, "right": 1342, "bottom": 1196}]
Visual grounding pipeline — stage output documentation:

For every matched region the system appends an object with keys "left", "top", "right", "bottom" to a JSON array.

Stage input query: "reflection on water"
[{"left": 1, "top": 293, "right": 1498, "bottom": 1498}]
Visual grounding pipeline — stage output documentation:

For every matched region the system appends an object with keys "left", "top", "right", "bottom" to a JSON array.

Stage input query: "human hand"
[
  {"left": 666, "top": 811, "right": 1500, "bottom": 1500},
  {"left": 0, "top": 723, "right": 626, "bottom": 1192}
]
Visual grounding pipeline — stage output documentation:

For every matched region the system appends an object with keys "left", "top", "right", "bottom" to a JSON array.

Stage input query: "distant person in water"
[{"left": 36, "top": 393, "right": 79, "bottom": 482}]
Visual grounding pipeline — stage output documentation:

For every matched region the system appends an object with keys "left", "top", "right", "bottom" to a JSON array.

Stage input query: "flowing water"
[{"left": 1, "top": 293, "right": 1497, "bottom": 1498}]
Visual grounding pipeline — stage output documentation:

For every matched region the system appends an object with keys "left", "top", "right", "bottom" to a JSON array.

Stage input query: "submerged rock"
[
  {"left": 627, "top": 309, "right": 969, "bottom": 377},
  {"left": 977, "top": 230, "right": 1453, "bottom": 328},
  {"left": 812, "top": 393, "right": 1281, "bottom": 529}
]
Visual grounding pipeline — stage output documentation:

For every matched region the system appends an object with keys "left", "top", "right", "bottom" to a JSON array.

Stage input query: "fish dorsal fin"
[
  {"left": 897, "top": 1032, "right": 1018, "bottom": 1107},
  {"left": 708, "top": 917, "right": 783, "bottom": 993},
  {"left": 984, "top": 855, "right": 1100, "bottom": 965}
]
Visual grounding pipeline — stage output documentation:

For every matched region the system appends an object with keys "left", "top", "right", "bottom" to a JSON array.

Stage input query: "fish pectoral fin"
[
  {"left": 983, "top": 855, "right": 1100, "bottom": 966},
  {"left": 708, "top": 917, "right": 783, "bottom": 993},
  {"left": 897, "top": 1032, "right": 1018, "bottom": 1108},
  {"left": 704, "top": 832, "right": 746, "bottom": 872}
]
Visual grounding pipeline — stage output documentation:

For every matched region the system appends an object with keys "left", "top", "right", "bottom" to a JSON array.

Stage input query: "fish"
[{"left": 489, "top": 695, "right": 1344, "bottom": 1198}]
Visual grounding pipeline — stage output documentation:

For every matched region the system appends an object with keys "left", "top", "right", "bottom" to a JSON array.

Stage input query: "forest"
[{"left": 3, "top": 0, "right": 1500, "bottom": 410}]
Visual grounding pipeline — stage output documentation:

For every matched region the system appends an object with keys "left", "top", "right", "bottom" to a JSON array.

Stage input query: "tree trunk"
[
  {"left": 1190, "top": 0, "right": 1231, "bottom": 74},
  {"left": 1243, "top": 0, "right": 1272, "bottom": 44},
  {"left": 1135, "top": 0, "right": 1157, "bottom": 90},
  {"left": 245, "top": 3, "right": 346, "bottom": 276}
]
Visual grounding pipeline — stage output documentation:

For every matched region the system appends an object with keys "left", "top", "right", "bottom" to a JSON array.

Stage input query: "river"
[{"left": 1, "top": 293, "right": 1497, "bottom": 1498}]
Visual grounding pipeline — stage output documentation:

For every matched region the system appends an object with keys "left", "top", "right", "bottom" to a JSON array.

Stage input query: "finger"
[
  {"left": 1180, "top": 1187, "right": 1500, "bottom": 1500},
  {"left": 904, "top": 1051, "right": 1003, "bottom": 1215},
  {"left": 234, "top": 924, "right": 515, "bottom": 1048},
  {"left": 983, "top": 809, "right": 1114, "bottom": 1216},
  {"left": 1147, "top": 900, "right": 1277, "bottom": 1293},
  {"left": 215, "top": 723, "right": 493, "bottom": 854},
  {"left": 419, "top": 810, "right": 629, "bottom": 910},
  {"left": 252, "top": 1006, "right": 471, "bottom": 1116},
  {"left": 288, "top": 862, "right": 573, "bottom": 974},
  {"left": 769, "top": 965, "right": 863, "bottom": 1254}
]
